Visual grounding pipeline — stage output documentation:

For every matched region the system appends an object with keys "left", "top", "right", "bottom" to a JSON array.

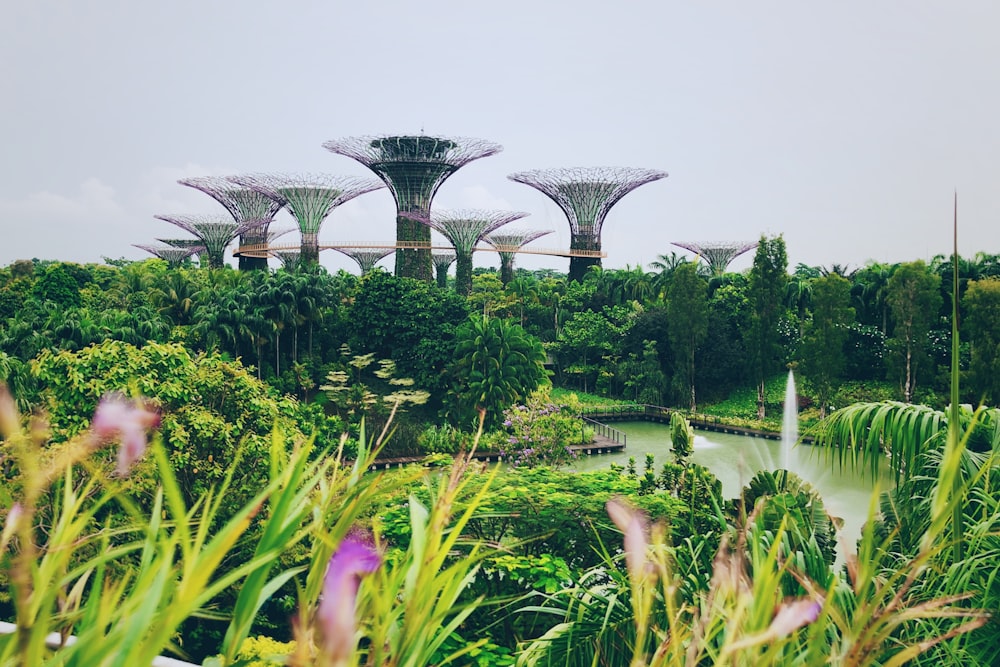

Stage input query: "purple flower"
[
  {"left": 317, "top": 533, "right": 382, "bottom": 663},
  {"left": 767, "top": 598, "right": 822, "bottom": 637},
  {"left": 606, "top": 497, "right": 651, "bottom": 582},
  {"left": 91, "top": 393, "right": 161, "bottom": 476}
]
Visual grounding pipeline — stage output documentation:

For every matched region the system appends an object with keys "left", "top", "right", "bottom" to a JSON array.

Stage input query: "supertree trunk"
[
  {"left": 395, "top": 214, "right": 432, "bottom": 282},
  {"left": 300, "top": 231, "right": 320, "bottom": 266},
  {"left": 455, "top": 253, "right": 474, "bottom": 296},
  {"left": 500, "top": 256, "right": 515, "bottom": 285},
  {"left": 569, "top": 236, "right": 601, "bottom": 282}
]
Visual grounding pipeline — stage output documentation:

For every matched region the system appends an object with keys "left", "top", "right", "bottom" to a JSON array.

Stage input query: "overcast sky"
[{"left": 2, "top": 1, "right": 998, "bottom": 276}]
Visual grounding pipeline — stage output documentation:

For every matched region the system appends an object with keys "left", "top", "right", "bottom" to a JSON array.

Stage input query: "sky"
[{"left": 2, "top": 1, "right": 999, "bottom": 276}]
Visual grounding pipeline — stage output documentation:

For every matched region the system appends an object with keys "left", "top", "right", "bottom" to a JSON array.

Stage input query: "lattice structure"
[
  {"left": 231, "top": 173, "right": 384, "bottom": 266},
  {"left": 178, "top": 176, "right": 286, "bottom": 271},
  {"left": 431, "top": 252, "right": 456, "bottom": 288},
  {"left": 158, "top": 238, "right": 210, "bottom": 266},
  {"left": 671, "top": 241, "right": 758, "bottom": 277},
  {"left": 508, "top": 167, "right": 668, "bottom": 281},
  {"left": 133, "top": 243, "right": 201, "bottom": 266},
  {"left": 484, "top": 229, "right": 554, "bottom": 285},
  {"left": 323, "top": 134, "right": 502, "bottom": 281},
  {"left": 330, "top": 247, "right": 394, "bottom": 275},
  {"left": 411, "top": 209, "right": 527, "bottom": 295},
  {"left": 153, "top": 215, "right": 257, "bottom": 269}
]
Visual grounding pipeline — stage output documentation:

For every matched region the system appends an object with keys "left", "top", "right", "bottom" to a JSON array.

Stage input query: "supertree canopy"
[
  {"left": 274, "top": 249, "right": 301, "bottom": 271},
  {"left": 411, "top": 209, "right": 527, "bottom": 296},
  {"left": 508, "top": 167, "right": 668, "bottom": 281},
  {"left": 133, "top": 243, "right": 201, "bottom": 266},
  {"left": 431, "top": 251, "right": 457, "bottom": 289},
  {"left": 484, "top": 229, "right": 553, "bottom": 285},
  {"left": 330, "top": 247, "right": 394, "bottom": 275},
  {"left": 671, "top": 241, "right": 758, "bottom": 277},
  {"left": 178, "top": 176, "right": 286, "bottom": 271},
  {"left": 153, "top": 214, "right": 258, "bottom": 269},
  {"left": 231, "top": 173, "right": 385, "bottom": 266},
  {"left": 158, "top": 238, "right": 210, "bottom": 265},
  {"left": 323, "top": 134, "right": 502, "bottom": 282}
]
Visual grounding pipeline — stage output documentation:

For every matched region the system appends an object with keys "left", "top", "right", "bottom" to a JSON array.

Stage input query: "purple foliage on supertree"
[
  {"left": 178, "top": 176, "right": 285, "bottom": 225},
  {"left": 671, "top": 241, "right": 759, "bottom": 276}
]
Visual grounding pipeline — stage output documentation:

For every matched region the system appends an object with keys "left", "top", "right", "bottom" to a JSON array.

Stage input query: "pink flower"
[
  {"left": 768, "top": 597, "right": 822, "bottom": 637},
  {"left": 606, "top": 496, "right": 651, "bottom": 582},
  {"left": 316, "top": 533, "right": 381, "bottom": 664},
  {"left": 91, "top": 393, "right": 161, "bottom": 475}
]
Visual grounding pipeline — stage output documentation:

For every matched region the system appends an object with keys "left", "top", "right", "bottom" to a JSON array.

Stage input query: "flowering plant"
[{"left": 499, "top": 393, "right": 584, "bottom": 468}]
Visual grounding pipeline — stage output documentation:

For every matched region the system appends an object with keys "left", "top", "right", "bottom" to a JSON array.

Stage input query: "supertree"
[
  {"left": 330, "top": 247, "right": 394, "bottom": 275},
  {"left": 483, "top": 229, "right": 553, "bottom": 285},
  {"left": 274, "top": 250, "right": 301, "bottom": 271},
  {"left": 508, "top": 167, "right": 668, "bottom": 281},
  {"left": 231, "top": 174, "right": 385, "bottom": 267},
  {"left": 411, "top": 209, "right": 528, "bottom": 295},
  {"left": 133, "top": 243, "right": 201, "bottom": 267},
  {"left": 178, "top": 176, "right": 286, "bottom": 271},
  {"left": 233, "top": 226, "right": 299, "bottom": 268},
  {"left": 432, "top": 252, "right": 456, "bottom": 289},
  {"left": 323, "top": 134, "right": 502, "bottom": 282},
  {"left": 671, "top": 241, "right": 758, "bottom": 277},
  {"left": 158, "top": 238, "right": 210, "bottom": 266},
  {"left": 153, "top": 214, "right": 259, "bottom": 269}
]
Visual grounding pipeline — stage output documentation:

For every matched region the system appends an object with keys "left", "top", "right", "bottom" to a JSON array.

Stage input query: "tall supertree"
[
  {"left": 153, "top": 215, "right": 259, "bottom": 269},
  {"left": 671, "top": 241, "right": 758, "bottom": 277},
  {"left": 323, "top": 134, "right": 502, "bottom": 282},
  {"left": 411, "top": 209, "right": 528, "bottom": 295},
  {"left": 508, "top": 167, "right": 668, "bottom": 281},
  {"left": 133, "top": 243, "right": 201, "bottom": 267},
  {"left": 231, "top": 174, "right": 385, "bottom": 267},
  {"left": 432, "top": 252, "right": 456, "bottom": 289},
  {"left": 483, "top": 229, "right": 553, "bottom": 285},
  {"left": 178, "top": 176, "right": 286, "bottom": 271},
  {"left": 330, "top": 247, "right": 394, "bottom": 275}
]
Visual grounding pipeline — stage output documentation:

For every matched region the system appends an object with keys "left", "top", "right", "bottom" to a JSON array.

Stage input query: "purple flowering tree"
[{"left": 498, "top": 395, "right": 585, "bottom": 468}]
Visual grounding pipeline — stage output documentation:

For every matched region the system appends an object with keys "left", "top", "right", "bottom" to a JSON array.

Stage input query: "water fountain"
[{"left": 781, "top": 369, "right": 798, "bottom": 472}]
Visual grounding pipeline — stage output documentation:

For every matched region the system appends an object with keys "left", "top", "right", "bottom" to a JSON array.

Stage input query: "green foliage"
[
  {"left": 746, "top": 235, "right": 789, "bottom": 419},
  {"left": 886, "top": 260, "right": 943, "bottom": 402},
  {"left": 962, "top": 277, "right": 1000, "bottom": 404},
  {"left": 444, "top": 315, "right": 548, "bottom": 430},
  {"left": 670, "top": 411, "right": 694, "bottom": 463},
  {"left": 667, "top": 261, "right": 709, "bottom": 410},
  {"left": 798, "top": 273, "right": 855, "bottom": 417},
  {"left": 498, "top": 393, "right": 584, "bottom": 468},
  {"left": 348, "top": 270, "right": 470, "bottom": 395}
]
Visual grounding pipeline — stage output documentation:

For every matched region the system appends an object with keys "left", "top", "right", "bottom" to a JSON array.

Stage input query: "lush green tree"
[
  {"left": 554, "top": 305, "right": 637, "bottom": 394},
  {"left": 667, "top": 261, "right": 709, "bottom": 410},
  {"left": 799, "top": 273, "right": 855, "bottom": 417},
  {"left": 348, "top": 270, "right": 470, "bottom": 396},
  {"left": 443, "top": 315, "right": 548, "bottom": 430},
  {"left": 962, "top": 278, "right": 1000, "bottom": 405},
  {"left": 746, "top": 235, "right": 789, "bottom": 419},
  {"left": 32, "top": 263, "right": 82, "bottom": 308},
  {"left": 886, "top": 260, "right": 942, "bottom": 402}
]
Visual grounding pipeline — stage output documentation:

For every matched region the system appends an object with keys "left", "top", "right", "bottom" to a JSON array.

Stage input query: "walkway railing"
[{"left": 581, "top": 416, "right": 626, "bottom": 446}]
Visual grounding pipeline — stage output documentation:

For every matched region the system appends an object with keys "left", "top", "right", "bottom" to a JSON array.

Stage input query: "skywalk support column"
[
  {"left": 324, "top": 135, "right": 502, "bottom": 282},
  {"left": 508, "top": 167, "right": 668, "bottom": 282}
]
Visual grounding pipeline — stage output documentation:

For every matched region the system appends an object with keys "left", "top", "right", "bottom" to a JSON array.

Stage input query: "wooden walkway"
[{"left": 235, "top": 242, "right": 607, "bottom": 259}]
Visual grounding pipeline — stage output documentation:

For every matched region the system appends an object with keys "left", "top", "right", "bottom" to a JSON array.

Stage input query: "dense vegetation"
[{"left": 3, "top": 238, "right": 1000, "bottom": 665}]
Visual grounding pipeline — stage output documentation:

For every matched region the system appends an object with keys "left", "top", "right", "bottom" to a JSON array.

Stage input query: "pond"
[{"left": 572, "top": 420, "right": 882, "bottom": 546}]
